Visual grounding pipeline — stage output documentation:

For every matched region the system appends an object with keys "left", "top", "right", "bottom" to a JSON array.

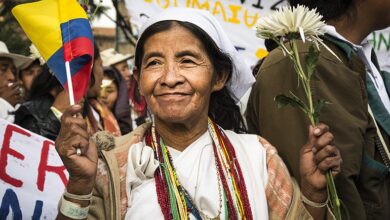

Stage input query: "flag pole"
[
  {"left": 65, "top": 61, "right": 75, "bottom": 105},
  {"left": 65, "top": 60, "right": 80, "bottom": 155}
]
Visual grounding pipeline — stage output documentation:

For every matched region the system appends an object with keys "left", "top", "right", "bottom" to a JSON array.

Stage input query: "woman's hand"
[
  {"left": 55, "top": 105, "right": 98, "bottom": 195},
  {"left": 299, "top": 123, "right": 342, "bottom": 202}
]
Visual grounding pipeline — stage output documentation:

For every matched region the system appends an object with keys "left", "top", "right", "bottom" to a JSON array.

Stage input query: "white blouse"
[{"left": 124, "top": 130, "right": 269, "bottom": 219}]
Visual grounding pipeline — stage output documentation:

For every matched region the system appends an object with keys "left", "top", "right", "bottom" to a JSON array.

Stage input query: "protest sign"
[
  {"left": 0, "top": 118, "right": 68, "bottom": 219},
  {"left": 126, "top": 0, "right": 289, "bottom": 67},
  {"left": 369, "top": 27, "right": 390, "bottom": 72},
  {"left": 126, "top": 0, "right": 389, "bottom": 70}
]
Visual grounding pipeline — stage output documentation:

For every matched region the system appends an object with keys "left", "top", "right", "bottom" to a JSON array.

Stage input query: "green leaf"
[
  {"left": 305, "top": 45, "right": 320, "bottom": 79},
  {"left": 275, "top": 93, "right": 309, "bottom": 114},
  {"left": 313, "top": 99, "right": 331, "bottom": 123}
]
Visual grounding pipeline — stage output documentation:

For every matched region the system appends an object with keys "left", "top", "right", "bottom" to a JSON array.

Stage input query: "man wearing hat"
[
  {"left": 0, "top": 41, "right": 32, "bottom": 122},
  {"left": 101, "top": 48, "right": 150, "bottom": 129}
]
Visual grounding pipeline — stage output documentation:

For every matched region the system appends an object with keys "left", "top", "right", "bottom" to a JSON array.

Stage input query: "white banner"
[
  {"left": 369, "top": 28, "right": 390, "bottom": 72},
  {"left": 126, "top": 0, "right": 389, "bottom": 70},
  {"left": 126, "top": 0, "right": 289, "bottom": 67},
  {"left": 0, "top": 119, "right": 68, "bottom": 219}
]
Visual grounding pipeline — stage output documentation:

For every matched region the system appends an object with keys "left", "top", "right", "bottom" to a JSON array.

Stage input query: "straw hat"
[
  {"left": 0, "top": 41, "right": 33, "bottom": 69},
  {"left": 100, "top": 48, "right": 133, "bottom": 67}
]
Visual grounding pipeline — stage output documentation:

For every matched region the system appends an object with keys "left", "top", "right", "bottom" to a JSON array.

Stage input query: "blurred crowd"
[{"left": 0, "top": 40, "right": 150, "bottom": 140}]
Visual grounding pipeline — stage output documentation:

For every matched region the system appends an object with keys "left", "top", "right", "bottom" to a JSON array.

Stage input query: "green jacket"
[{"left": 246, "top": 37, "right": 390, "bottom": 220}]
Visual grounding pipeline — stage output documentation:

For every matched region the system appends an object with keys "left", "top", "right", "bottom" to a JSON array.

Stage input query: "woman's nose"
[
  {"left": 99, "top": 90, "right": 107, "bottom": 99},
  {"left": 160, "top": 63, "right": 185, "bottom": 87}
]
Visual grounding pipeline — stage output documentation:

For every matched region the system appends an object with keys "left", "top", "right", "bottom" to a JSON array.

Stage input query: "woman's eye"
[
  {"left": 146, "top": 60, "right": 160, "bottom": 67},
  {"left": 182, "top": 59, "right": 195, "bottom": 64}
]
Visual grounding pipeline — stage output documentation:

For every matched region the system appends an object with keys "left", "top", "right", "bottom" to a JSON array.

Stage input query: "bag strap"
[{"left": 368, "top": 104, "right": 390, "bottom": 171}]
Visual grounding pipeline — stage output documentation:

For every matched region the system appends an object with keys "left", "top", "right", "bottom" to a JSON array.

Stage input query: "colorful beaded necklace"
[{"left": 145, "top": 118, "right": 253, "bottom": 220}]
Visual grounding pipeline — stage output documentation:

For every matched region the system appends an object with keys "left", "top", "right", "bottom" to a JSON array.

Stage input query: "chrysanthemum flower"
[
  {"left": 257, "top": 5, "right": 325, "bottom": 41},
  {"left": 256, "top": 5, "right": 339, "bottom": 60}
]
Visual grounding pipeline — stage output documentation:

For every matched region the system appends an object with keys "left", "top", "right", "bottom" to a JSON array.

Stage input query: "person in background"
[
  {"left": 99, "top": 68, "right": 118, "bottom": 111},
  {"left": 246, "top": 0, "right": 390, "bottom": 219},
  {"left": 85, "top": 46, "right": 121, "bottom": 137},
  {"left": 19, "top": 59, "right": 42, "bottom": 97},
  {"left": 15, "top": 65, "right": 68, "bottom": 140},
  {"left": 99, "top": 67, "right": 132, "bottom": 134},
  {"left": 0, "top": 41, "right": 32, "bottom": 123},
  {"left": 101, "top": 48, "right": 150, "bottom": 129}
]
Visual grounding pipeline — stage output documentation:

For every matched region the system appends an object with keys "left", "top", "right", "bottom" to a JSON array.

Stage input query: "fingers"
[
  {"left": 317, "top": 152, "right": 342, "bottom": 175},
  {"left": 309, "top": 123, "right": 334, "bottom": 153},
  {"left": 58, "top": 134, "right": 90, "bottom": 157},
  {"left": 312, "top": 123, "right": 329, "bottom": 137},
  {"left": 61, "top": 104, "right": 84, "bottom": 121},
  {"left": 56, "top": 104, "right": 89, "bottom": 158}
]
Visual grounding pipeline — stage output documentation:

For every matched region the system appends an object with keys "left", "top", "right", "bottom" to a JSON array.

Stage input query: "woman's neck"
[{"left": 154, "top": 117, "right": 208, "bottom": 152}]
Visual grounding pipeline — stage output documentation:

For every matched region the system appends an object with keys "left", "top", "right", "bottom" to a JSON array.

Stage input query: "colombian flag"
[{"left": 12, "top": 0, "right": 94, "bottom": 103}]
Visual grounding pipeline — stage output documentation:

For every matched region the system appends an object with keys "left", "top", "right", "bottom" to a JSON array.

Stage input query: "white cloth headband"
[{"left": 136, "top": 7, "right": 255, "bottom": 102}]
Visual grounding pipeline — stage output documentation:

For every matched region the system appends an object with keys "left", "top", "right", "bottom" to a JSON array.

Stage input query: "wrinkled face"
[
  {"left": 113, "top": 61, "right": 131, "bottom": 88},
  {"left": 0, "top": 58, "right": 16, "bottom": 87},
  {"left": 136, "top": 24, "right": 225, "bottom": 125},
  {"left": 99, "top": 76, "right": 118, "bottom": 110},
  {"left": 20, "top": 63, "right": 42, "bottom": 92}
]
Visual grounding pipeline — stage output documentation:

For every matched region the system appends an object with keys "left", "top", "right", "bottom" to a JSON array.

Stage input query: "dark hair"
[
  {"left": 288, "top": 0, "right": 356, "bottom": 21},
  {"left": 103, "top": 67, "right": 120, "bottom": 91},
  {"left": 29, "top": 65, "right": 62, "bottom": 99},
  {"left": 135, "top": 21, "right": 246, "bottom": 133}
]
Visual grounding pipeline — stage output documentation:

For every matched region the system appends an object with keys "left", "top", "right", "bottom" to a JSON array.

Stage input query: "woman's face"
[
  {"left": 113, "top": 61, "right": 131, "bottom": 88},
  {"left": 136, "top": 24, "right": 226, "bottom": 125},
  {"left": 99, "top": 76, "right": 118, "bottom": 110}
]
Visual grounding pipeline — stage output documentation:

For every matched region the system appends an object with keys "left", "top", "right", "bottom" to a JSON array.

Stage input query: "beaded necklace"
[{"left": 145, "top": 118, "right": 253, "bottom": 220}]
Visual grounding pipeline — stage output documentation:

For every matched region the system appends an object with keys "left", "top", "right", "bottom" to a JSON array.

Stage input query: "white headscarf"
[{"left": 136, "top": 7, "right": 255, "bottom": 103}]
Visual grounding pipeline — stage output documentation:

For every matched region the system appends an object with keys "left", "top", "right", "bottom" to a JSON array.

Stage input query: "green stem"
[
  {"left": 291, "top": 40, "right": 342, "bottom": 220},
  {"left": 292, "top": 40, "right": 308, "bottom": 82}
]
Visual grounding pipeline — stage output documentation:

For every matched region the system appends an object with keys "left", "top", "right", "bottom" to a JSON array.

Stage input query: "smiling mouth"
[
  {"left": 156, "top": 93, "right": 191, "bottom": 101},
  {"left": 157, "top": 93, "right": 190, "bottom": 96}
]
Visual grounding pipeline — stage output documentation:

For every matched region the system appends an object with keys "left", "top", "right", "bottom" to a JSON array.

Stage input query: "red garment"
[{"left": 128, "top": 77, "right": 146, "bottom": 116}]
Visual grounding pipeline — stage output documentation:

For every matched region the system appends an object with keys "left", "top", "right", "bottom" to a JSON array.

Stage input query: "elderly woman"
[{"left": 55, "top": 8, "right": 341, "bottom": 220}]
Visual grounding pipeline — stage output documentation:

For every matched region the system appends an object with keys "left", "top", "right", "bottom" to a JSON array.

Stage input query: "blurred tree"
[{"left": 0, "top": 0, "right": 32, "bottom": 55}]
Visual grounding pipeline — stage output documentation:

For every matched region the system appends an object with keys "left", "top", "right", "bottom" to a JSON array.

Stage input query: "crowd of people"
[
  {"left": 0, "top": 0, "right": 389, "bottom": 219},
  {"left": 0, "top": 40, "right": 151, "bottom": 140}
]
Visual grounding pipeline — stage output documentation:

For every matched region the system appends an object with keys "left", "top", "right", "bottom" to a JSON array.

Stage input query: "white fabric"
[
  {"left": 125, "top": 130, "right": 269, "bottom": 219},
  {"left": 323, "top": 25, "right": 390, "bottom": 114},
  {"left": 90, "top": 106, "right": 101, "bottom": 125},
  {"left": 0, "top": 98, "right": 17, "bottom": 123},
  {"left": 100, "top": 48, "right": 132, "bottom": 67},
  {"left": 135, "top": 8, "right": 255, "bottom": 103}
]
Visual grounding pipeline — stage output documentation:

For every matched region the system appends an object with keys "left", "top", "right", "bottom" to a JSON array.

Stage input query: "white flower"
[
  {"left": 29, "top": 44, "right": 46, "bottom": 65},
  {"left": 256, "top": 5, "right": 325, "bottom": 41},
  {"left": 256, "top": 5, "right": 340, "bottom": 60}
]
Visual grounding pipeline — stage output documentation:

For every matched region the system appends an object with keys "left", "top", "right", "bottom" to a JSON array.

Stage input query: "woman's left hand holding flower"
[{"left": 299, "top": 123, "right": 342, "bottom": 202}]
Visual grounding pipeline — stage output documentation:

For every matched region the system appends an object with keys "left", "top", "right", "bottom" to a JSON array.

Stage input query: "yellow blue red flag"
[{"left": 12, "top": 0, "right": 94, "bottom": 103}]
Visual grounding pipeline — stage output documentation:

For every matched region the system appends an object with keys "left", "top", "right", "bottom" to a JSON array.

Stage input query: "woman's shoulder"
[{"left": 94, "top": 122, "right": 151, "bottom": 153}]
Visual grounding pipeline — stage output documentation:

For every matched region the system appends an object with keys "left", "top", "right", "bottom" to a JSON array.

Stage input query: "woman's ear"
[{"left": 212, "top": 70, "right": 229, "bottom": 92}]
